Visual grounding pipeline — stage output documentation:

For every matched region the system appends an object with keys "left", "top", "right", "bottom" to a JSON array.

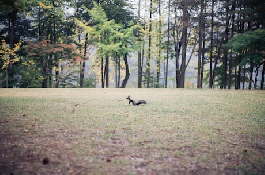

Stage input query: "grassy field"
[{"left": 0, "top": 88, "right": 264, "bottom": 175}]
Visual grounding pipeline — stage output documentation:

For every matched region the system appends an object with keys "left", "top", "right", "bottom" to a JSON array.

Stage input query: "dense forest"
[{"left": 0, "top": 0, "right": 264, "bottom": 89}]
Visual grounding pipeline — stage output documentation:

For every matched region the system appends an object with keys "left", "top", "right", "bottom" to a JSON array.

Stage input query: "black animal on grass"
[{"left": 126, "top": 95, "right": 147, "bottom": 106}]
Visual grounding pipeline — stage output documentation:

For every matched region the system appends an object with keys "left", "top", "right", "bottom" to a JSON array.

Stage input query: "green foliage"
[
  {"left": 100, "top": 0, "right": 133, "bottom": 26},
  {"left": 83, "top": 78, "right": 96, "bottom": 88},
  {"left": 225, "top": 29, "right": 265, "bottom": 52},
  {"left": 1, "top": 0, "right": 263, "bottom": 88},
  {"left": 118, "top": 21, "right": 142, "bottom": 54},
  {"left": 0, "top": 0, "right": 27, "bottom": 12},
  {"left": 15, "top": 60, "right": 43, "bottom": 88},
  {"left": 78, "top": 2, "right": 141, "bottom": 58},
  {"left": 79, "top": 3, "right": 120, "bottom": 58},
  {"left": 224, "top": 29, "right": 265, "bottom": 67}
]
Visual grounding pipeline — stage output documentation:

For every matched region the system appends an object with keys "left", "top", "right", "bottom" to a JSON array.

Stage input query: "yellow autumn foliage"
[
  {"left": 39, "top": 2, "right": 47, "bottom": 9},
  {"left": 74, "top": 18, "right": 93, "bottom": 33},
  {"left": 39, "top": 76, "right": 44, "bottom": 80},
  {"left": 54, "top": 66, "right": 60, "bottom": 72},
  {"left": 0, "top": 39, "right": 22, "bottom": 70}
]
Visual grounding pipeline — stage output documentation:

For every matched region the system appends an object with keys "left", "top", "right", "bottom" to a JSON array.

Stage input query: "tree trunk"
[
  {"left": 118, "top": 56, "right": 121, "bottom": 88},
  {"left": 243, "top": 65, "right": 246, "bottom": 89},
  {"left": 156, "top": 54, "right": 160, "bottom": 88},
  {"left": 101, "top": 57, "right": 104, "bottom": 88},
  {"left": 42, "top": 57, "right": 48, "bottom": 88},
  {"left": 179, "top": 1, "right": 188, "bottom": 88},
  {"left": 174, "top": 28, "right": 179, "bottom": 88},
  {"left": 146, "top": 0, "right": 152, "bottom": 88},
  {"left": 248, "top": 63, "right": 253, "bottom": 90},
  {"left": 80, "top": 61, "right": 86, "bottom": 88},
  {"left": 137, "top": 0, "right": 142, "bottom": 88},
  {"left": 5, "top": 67, "right": 8, "bottom": 88},
  {"left": 105, "top": 56, "right": 109, "bottom": 88},
  {"left": 115, "top": 56, "right": 121, "bottom": 88},
  {"left": 261, "top": 60, "right": 265, "bottom": 90},
  {"left": 235, "top": 65, "right": 241, "bottom": 90},
  {"left": 142, "top": 46, "right": 145, "bottom": 87},
  {"left": 48, "top": 55, "right": 53, "bottom": 88},
  {"left": 165, "top": 0, "right": 170, "bottom": 88},
  {"left": 55, "top": 63, "right": 59, "bottom": 88},
  {"left": 212, "top": 36, "right": 224, "bottom": 86},
  {"left": 120, "top": 53, "right": 130, "bottom": 88},
  {"left": 115, "top": 57, "right": 117, "bottom": 88},
  {"left": 254, "top": 66, "right": 260, "bottom": 89},
  {"left": 197, "top": 0, "right": 203, "bottom": 88},
  {"left": 156, "top": 0, "right": 162, "bottom": 88},
  {"left": 228, "top": 2, "right": 235, "bottom": 89},
  {"left": 80, "top": 33, "right": 88, "bottom": 88},
  {"left": 223, "top": 1, "right": 230, "bottom": 89},
  {"left": 53, "top": 11, "right": 59, "bottom": 88},
  {"left": 6, "top": 9, "right": 18, "bottom": 88},
  {"left": 8, "top": 10, "right": 18, "bottom": 57},
  {"left": 235, "top": 56, "right": 241, "bottom": 89},
  {"left": 209, "top": 0, "right": 214, "bottom": 88},
  {"left": 138, "top": 51, "right": 142, "bottom": 88},
  {"left": 228, "top": 53, "right": 233, "bottom": 89},
  {"left": 201, "top": 5, "right": 206, "bottom": 88},
  {"left": 174, "top": 7, "right": 181, "bottom": 88}
]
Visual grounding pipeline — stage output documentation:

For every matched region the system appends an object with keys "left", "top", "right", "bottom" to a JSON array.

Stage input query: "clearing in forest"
[{"left": 0, "top": 89, "right": 264, "bottom": 174}]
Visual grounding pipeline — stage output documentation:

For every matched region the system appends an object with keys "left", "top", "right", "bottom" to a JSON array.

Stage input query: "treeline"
[{"left": 0, "top": 0, "right": 264, "bottom": 89}]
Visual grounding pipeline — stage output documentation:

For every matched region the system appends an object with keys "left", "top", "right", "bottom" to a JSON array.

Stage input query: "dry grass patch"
[{"left": 0, "top": 89, "right": 264, "bottom": 174}]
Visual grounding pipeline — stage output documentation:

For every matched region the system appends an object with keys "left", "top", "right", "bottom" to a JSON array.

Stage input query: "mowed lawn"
[{"left": 0, "top": 89, "right": 264, "bottom": 175}]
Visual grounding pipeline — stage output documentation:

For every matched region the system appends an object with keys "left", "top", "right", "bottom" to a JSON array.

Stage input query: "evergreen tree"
[{"left": 224, "top": 29, "right": 265, "bottom": 89}]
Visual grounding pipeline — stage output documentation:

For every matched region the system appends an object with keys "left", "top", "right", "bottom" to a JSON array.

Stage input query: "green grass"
[{"left": 0, "top": 89, "right": 264, "bottom": 174}]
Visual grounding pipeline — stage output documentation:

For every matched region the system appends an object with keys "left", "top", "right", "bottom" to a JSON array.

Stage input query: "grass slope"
[{"left": 0, "top": 89, "right": 264, "bottom": 175}]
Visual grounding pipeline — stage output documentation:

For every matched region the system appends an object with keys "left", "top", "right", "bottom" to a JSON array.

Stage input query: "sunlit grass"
[{"left": 0, "top": 89, "right": 264, "bottom": 174}]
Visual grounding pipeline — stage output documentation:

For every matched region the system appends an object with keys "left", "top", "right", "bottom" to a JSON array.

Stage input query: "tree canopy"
[{"left": 0, "top": 0, "right": 264, "bottom": 89}]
